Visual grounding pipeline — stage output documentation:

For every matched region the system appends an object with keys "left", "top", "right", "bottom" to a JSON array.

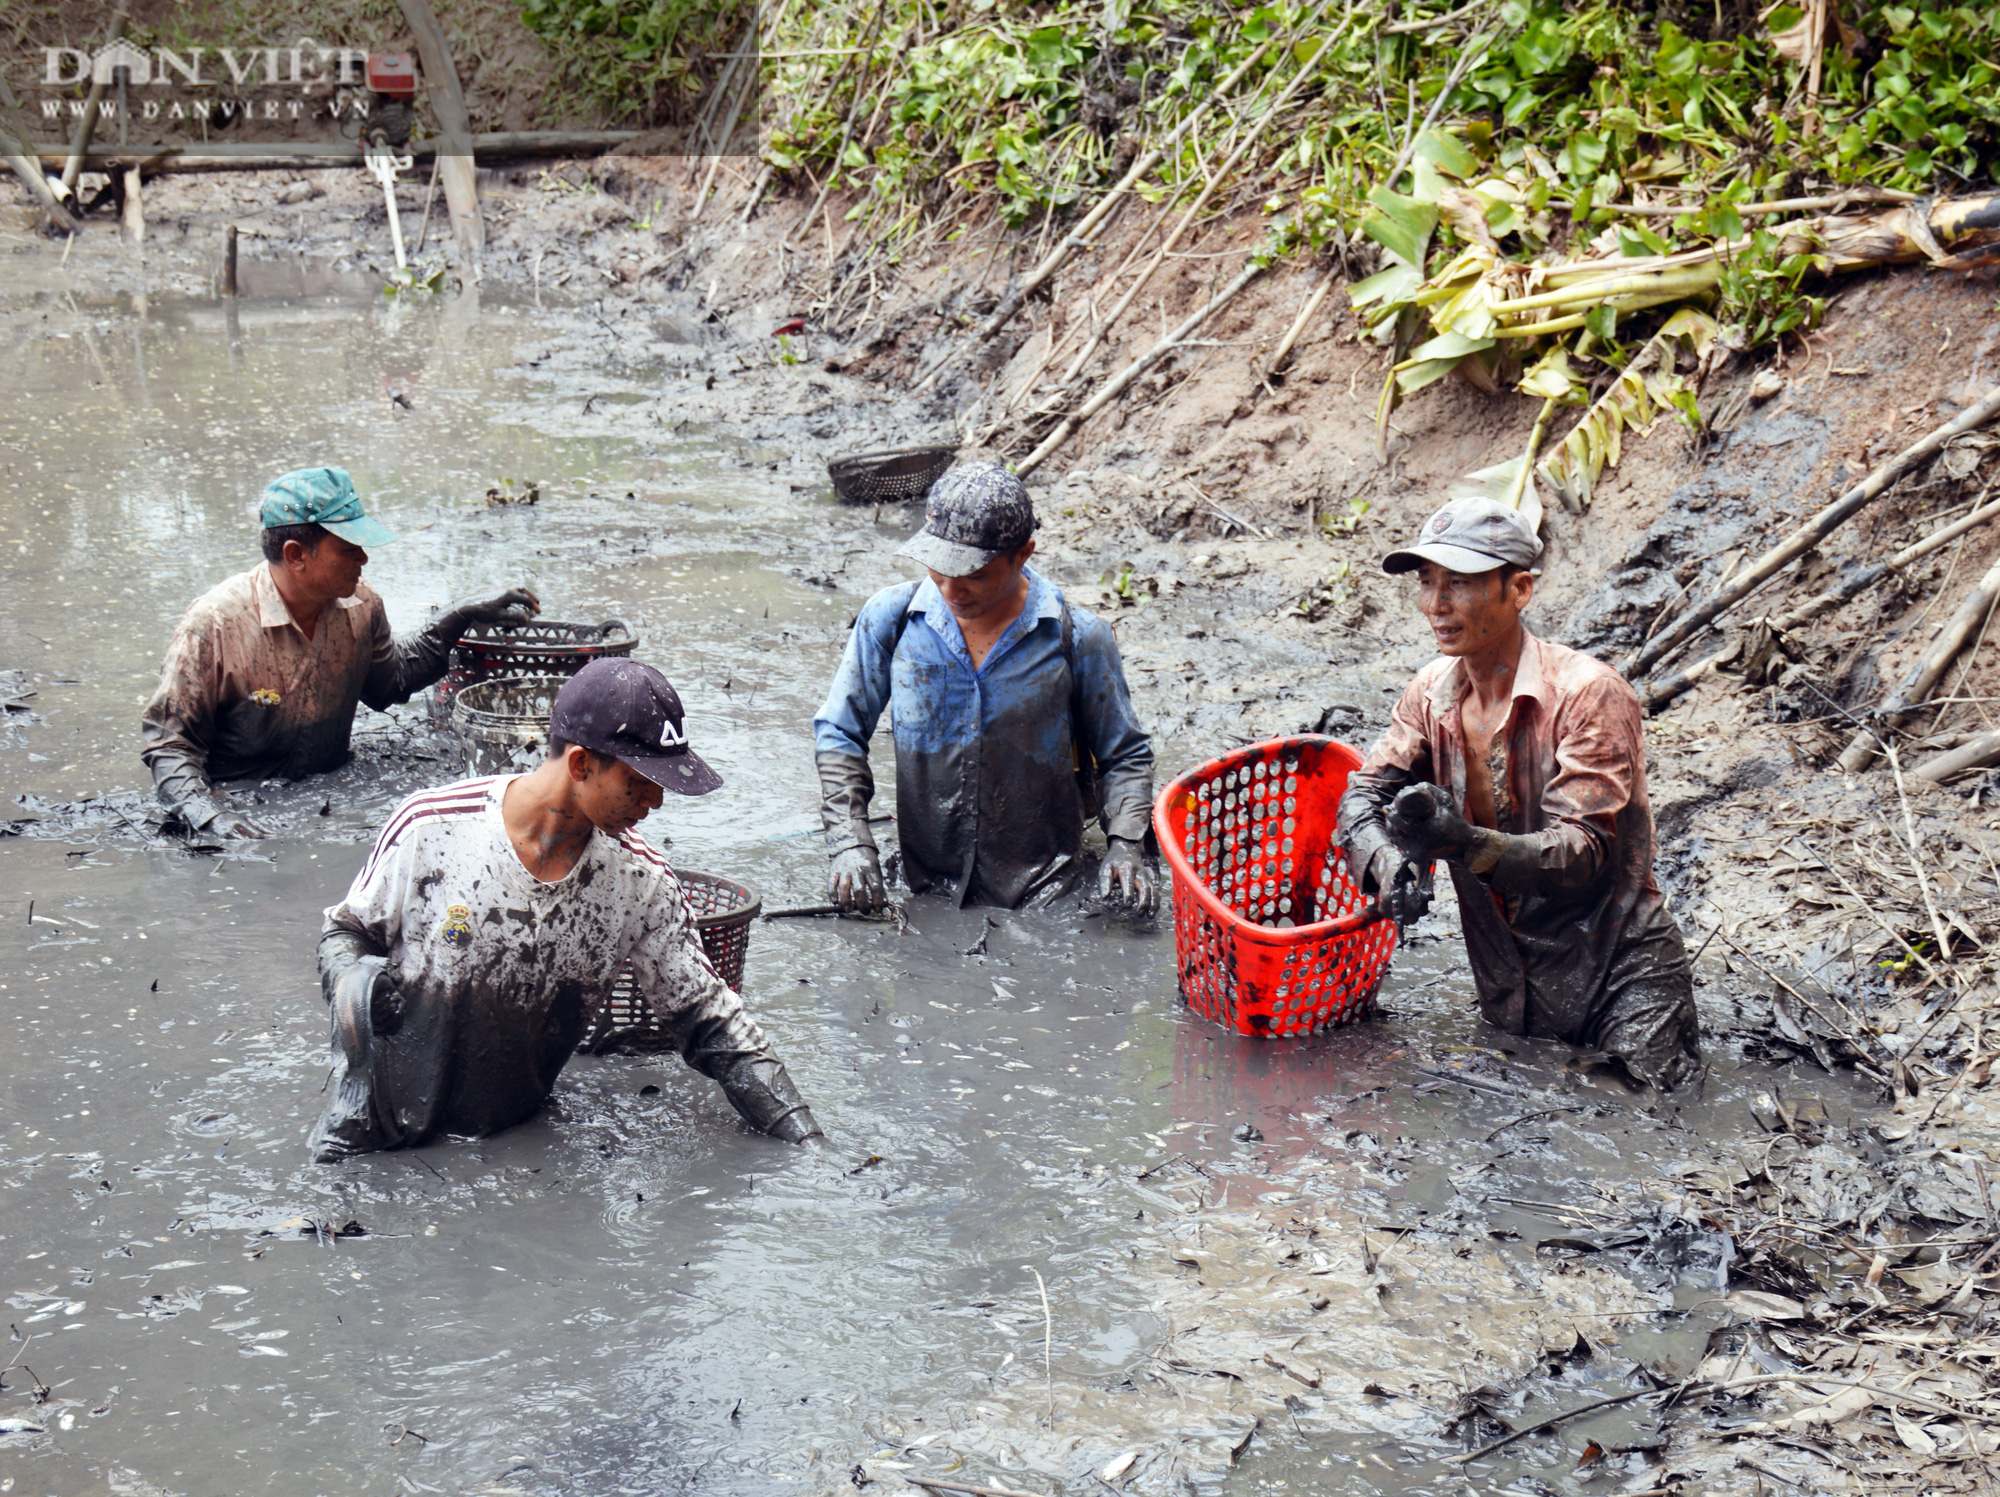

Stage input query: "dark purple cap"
[{"left": 550, "top": 659, "right": 722, "bottom": 795}]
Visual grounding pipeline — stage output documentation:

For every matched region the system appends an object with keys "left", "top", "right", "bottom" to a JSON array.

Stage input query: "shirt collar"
[
  {"left": 908, "top": 565, "right": 1060, "bottom": 624},
  {"left": 254, "top": 564, "right": 363, "bottom": 630},
  {"left": 1427, "top": 626, "right": 1551, "bottom": 722}
]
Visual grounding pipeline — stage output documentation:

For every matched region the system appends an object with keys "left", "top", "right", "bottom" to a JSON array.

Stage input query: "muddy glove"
[
  {"left": 1389, "top": 782, "right": 1500, "bottom": 867},
  {"left": 383, "top": 588, "right": 543, "bottom": 699},
  {"left": 829, "top": 845, "right": 886, "bottom": 913},
  {"left": 715, "top": 1055, "right": 824, "bottom": 1144},
  {"left": 145, "top": 744, "right": 267, "bottom": 838},
  {"left": 210, "top": 805, "right": 272, "bottom": 839},
  {"left": 1099, "top": 836, "right": 1157, "bottom": 917},
  {"left": 441, "top": 588, "right": 542, "bottom": 632},
  {"left": 1341, "top": 817, "right": 1432, "bottom": 926},
  {"left": 319, "top": 927, "right": 403, "bottom": 1068}
]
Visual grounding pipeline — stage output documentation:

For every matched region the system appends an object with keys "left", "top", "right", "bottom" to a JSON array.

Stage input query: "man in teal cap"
[{"left": 141, "top": 467, "right": 539, "bottom": 837}]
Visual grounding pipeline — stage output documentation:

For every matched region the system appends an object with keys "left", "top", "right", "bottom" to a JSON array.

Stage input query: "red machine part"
[{"left": 365, "top": 53, "right": 418, "bottom": 98}]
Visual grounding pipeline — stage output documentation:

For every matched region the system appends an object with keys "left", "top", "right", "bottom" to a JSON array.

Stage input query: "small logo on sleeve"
[{"left": 438, "top": 903, "right": 474, "bottom": 949}]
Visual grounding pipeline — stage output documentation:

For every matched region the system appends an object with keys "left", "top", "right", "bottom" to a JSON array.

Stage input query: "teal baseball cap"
[{"left": 258, "top": 467, "right": 398, "bottom": 548}]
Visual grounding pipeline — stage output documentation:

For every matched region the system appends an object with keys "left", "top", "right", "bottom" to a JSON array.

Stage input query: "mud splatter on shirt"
[{"left": 322, "top": 775, "right": 780, "bottom": 1141}]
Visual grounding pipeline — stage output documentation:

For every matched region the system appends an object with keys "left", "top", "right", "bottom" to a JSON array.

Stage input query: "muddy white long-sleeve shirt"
[{"left": 324, "top": 775, "right": 779, "bottom": 1139}]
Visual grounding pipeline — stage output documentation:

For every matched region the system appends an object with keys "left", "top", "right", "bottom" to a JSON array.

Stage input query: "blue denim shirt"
[{"left": 813, "top": 567, "right": 1154, "bottom": 907}]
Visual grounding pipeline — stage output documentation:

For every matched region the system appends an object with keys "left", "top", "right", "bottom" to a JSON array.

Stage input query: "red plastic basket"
[{"left": 1154, "top": 735, "right": 1398, "bottom": 1037}]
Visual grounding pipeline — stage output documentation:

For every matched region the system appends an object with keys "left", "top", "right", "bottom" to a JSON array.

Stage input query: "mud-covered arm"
[
  {"left": 1338, "top": 680, "right": 1436, "bottom": 868},
  {"left": 140, "top": 621, "right": 227, "bottom": 828},
  {"left": 811, "top": 588, "right": 904, "bottom": 856},
  {"left": 1071, "top": 613, "right": 1154, "bottom": 842},
  {"left": 1336, "top": 677, "right": 1452, "bottom": 915},
  {"left": 361, "top": 590, "right": 539, "bottom": 710},
  {"left": 632, "top": 873, "right": 822, "bottom": 1143},
  {"left": 1473, "top": 675, "right": 1635, "bottom": 896}
]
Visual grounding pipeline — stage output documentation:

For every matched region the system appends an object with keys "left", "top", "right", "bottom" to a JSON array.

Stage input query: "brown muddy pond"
[{"left": 0, "top": 266, "right": 1878, "bottom": 1496}]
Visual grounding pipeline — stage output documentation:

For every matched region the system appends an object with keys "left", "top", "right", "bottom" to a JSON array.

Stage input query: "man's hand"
[
  {"left": 448, "top": 588, "right": 541, "bottom": 631},
  {"left": 1099, "top": 836, "right": 1157, "bottom": 917},
  {"left": 1356, "top": 840, "right": 1431, "bottom": 925},
  {"left": 828, "top": 845, "right": 885, "bottom": 912},
  {"left": 209, "top": 808, "right": 271, "bottom": 839},
  {"left": 1389, "top": 782, "right": 1479, "bottom": 860}
]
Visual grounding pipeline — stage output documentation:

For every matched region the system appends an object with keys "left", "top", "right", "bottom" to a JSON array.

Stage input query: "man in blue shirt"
[{"left": 813, "top": 463, "right": 1157, "bottom": 913}]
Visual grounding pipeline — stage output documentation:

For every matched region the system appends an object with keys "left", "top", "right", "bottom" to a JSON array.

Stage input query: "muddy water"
[{"left": 0, "top": 271, "right": 1878, "bottom": 1497}]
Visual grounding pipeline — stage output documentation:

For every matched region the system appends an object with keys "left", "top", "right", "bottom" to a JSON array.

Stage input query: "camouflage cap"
[
  {"left": 896, "top": 461, "right": 1035, "bottom": 578},
  {"left": 259, "top": 467, "right": 398, "bottom": 549}
]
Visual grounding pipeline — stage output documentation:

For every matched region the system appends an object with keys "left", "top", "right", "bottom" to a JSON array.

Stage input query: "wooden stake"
[
  {"left": 61, "top": 5, "right": 127, "bottom": 198},
  {"left": 1632, "top": 383, "right": 2000, "bottom": 676},
  {"left": 397, "top": 0, "right": 484, "bottom": 264},
  {"left": 221, "top": 223, "right": 238, "bottom": 296},
  {"left": 120, "top": 164, "right": 142, "bottom": 245}
]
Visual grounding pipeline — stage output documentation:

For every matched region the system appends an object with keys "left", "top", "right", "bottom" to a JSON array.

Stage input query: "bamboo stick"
[
  {"left": 1630, "top": 383, "right": 2000, "bottom": 676},
  {"left": 691, "top": 33, "right": 758, "bottom": 220},
  {"left": 1914, "top": 727, "right": 2000, "bottom": 784},
  {"left": 1056, "top": 32, "right": 1333, "bottom": 387},
  {"left": 1644, "top": 495, "right": 2000, "bottom": 711},
  {"left": 954, "top": 17, "right": 1308, "bottom": 356},
  {"left": 61, "top": 6, "right": 127, "bottom": 198},
  {"left": 1600, "top": 188, "right": 1919, "bottom": 217},
  {"left": 2, "top": 148, "right": 75, "bottom": 233},
  {"left": 1016, "top": 257, "right": 1266, "bottom": 477},
  {"left": 784, "top": 2, "right": 890, "bottom": 251},
  {"left": 1837, "top": 551, "right": 2000, "bottom": 773},
  {"left": 397, "top": 0, "right": 483, "bottom": 261},
  {"left": 1265, "top": 266, "right": 1339, "bottom": 379}
]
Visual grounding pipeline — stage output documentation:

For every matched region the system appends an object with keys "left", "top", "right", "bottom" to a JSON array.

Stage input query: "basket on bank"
[
  {"left": 1154, "top": 736, "right": 1398, "bottom": 1037},
  {"left": 580, "top": 870, "right": 762, "bottom": 1054},
  {"left": 430, "top": 618, "right": 639, "bottom": 719},
  {"left": 826, "top": 444, "right": 957, "bottom": 504}
]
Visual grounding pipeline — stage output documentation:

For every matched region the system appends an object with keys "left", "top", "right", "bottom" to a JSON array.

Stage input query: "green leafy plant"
[{"left": 1318, "top": 497, "right": 1371, "bottom": 540}]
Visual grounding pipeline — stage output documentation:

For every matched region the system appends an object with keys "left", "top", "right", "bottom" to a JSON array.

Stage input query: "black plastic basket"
[
  {"left": 826, "top": 445, "right": 957, "bottom": 504},
  {"left": 579, "top": 870, "right": 763, "bottom": 1055},
  {"left": 431, "top": 618, "right": 638, "bottom": 719}
]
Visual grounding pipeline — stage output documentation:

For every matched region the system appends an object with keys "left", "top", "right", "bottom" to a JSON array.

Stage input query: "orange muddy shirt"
[{"left": 1341, "top": 627, "right": 1677, "bottom": 1043}]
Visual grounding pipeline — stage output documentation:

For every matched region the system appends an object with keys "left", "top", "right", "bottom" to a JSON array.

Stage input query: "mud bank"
[{"left": 1, "top": 164, "right": 1997, "bottom": 1497}]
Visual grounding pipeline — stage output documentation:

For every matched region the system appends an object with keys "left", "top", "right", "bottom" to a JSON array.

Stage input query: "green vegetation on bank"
[{"left": 530, "top": 2, "right": 1994, "bottom": 487}]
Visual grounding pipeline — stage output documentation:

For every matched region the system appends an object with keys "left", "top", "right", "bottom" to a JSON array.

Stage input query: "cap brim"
[
  {"left": 620, "top": 747, "right": 724, "bottom": 796},
  {"left": 897, "top": 530, "right": 997, "bottom": 578},
  {"left": 1381, "top": 542, "right": 1507, "bottom": 576},
  {"left": 321, "top": 514, "right": 398, "bottom": 548}
]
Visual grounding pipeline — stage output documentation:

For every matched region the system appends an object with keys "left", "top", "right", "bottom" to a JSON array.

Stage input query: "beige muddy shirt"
[{"left": 140, "top": 566, "right": 405, "bottom": 825}]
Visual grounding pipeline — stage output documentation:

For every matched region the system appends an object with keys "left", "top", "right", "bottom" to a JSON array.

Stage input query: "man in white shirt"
[{"left": 310, "top": 658, "right": 822, "bottom": 1161}]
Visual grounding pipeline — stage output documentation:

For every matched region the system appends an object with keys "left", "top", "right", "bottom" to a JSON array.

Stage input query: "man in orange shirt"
[{"left": 1339, "top": 498, "right": 1702, "bottom": 1092}]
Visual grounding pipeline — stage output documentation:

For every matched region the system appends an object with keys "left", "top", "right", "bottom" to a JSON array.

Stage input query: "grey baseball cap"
[
  {"left": 1382, "top": 497, "right": 1543, "bottom": 575},
  {"left": 896, "top": 462, "right": 1036, "bottom": 577}
]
